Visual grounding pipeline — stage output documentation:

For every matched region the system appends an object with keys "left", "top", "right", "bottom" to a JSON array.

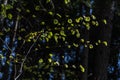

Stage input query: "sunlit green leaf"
[
  {"left": 39, "top": 59, "right": 43, "bottom": 63},
  {"left": 81, "top": 39, "right": 84, "bottom": 43},
  {"left": 76, "top": 32, "right": 80, "bottom": 38},
  {"left": 103, "top": 41, "right": 108, "bottom": 46},
  {"left": 103, "top": 19, "right": 107, "bottom": 24},
  {"left": 53, "top": 19, "right": 59, "bottom": 25},
  {"left": 60, "top": 30, "right": 66, "bottom": 36},
  {"left": 64, "top": 0, "right": 70, "bottom": 4},
  {"left": 65, "top": 64, "right": 68, "bottom": 68},
  {"left": 8, "top": 13, "right": 12, "bottom": 19},
  {"left": 41, "top": 21, "right": 45, "bottom": 25},
  {"left": 84, "top": 16, "right": 90, "bottom": 22},
  {"left": 89, "top": 44, "right": 93, "bottom": 49},
  {"left": 48, "top": 11, "right": 53, "bottom": 15},
  {"left": 56, "top": 13, "right": 62, "bottom": 18},
  {"left": 91, "top": 15, "right": 96, "bottom": 20},
  {"left": 79, "top": 65, "right": 85, "bottom": 72},
  {"left": 35, "top": 6, "right": 40, "bottom": 11},
  {"left": 67, "top": 19, "right": 72, "bottom": 24},
  {"left": 73, "top": 43, "right": 79, "bottom": 47},
  {"left": 48, "top": 58, "right": 52, "bottom": 63}
]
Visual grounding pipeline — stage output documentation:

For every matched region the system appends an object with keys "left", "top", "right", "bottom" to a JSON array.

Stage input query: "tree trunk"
[{"left": 92, "top": 0, "right": 114, "bottom": 80}]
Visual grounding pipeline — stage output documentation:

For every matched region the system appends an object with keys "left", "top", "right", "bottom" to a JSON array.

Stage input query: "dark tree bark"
[{"left": 91, "top": 0, "right": 115, "bottom": 80}]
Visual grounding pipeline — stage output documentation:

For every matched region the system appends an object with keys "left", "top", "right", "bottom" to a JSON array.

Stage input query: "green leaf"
[
  {"left": 65, "top": 64, "right": 68, "bottom": 68},
  {"left": 64, "top": 0, "right": 70, "bottom": 4},
  {"left": 91, "top": 15, "right": 96, "bottom": 20},
  {"left": 48, "top": 58, "right": 52, "bottom": 63},
  {"left": 53, "top": 19, "right": 59, "bottom": 25},
  {"left": 84, "top": 16, "right": 90, "bottom": 22},
  {"left": 16, "top": 8, "right": 21, "bottom": 12},
  {"left": 60, "top": 30, "right": 66, "bottom": 36},
  {"left": 71, "top": 30, "right": 75, "bottom": 35},
  {"left": 39, "top": 58, "right": 43, "bottom": 63},
  {"left": 18, "top": 36, "right": 22, "bottom": 40},
  {"left": 35, "top": 6, "right": 40, "bottom": 11},
  {"left": 79, "top": 65, "right": 85, "bottom": 72},
  {"left": 48, "top": 11, "right": 53, "bottom": 15},
  {"left": 56, "top": 13, "right": 62, "bottom": 18},
  {"left": 89, "top": 44, "right": 93, "bottom": 49},
  {"left": 67, "top": 19, "right": 72, "bottom": 24},
  {"left": 76, "top": 30, "right": 80, "bottom": 38},
  {"left": 46, "top": 0, "right": 51, "bottom": 3},
  {"left": 73, "top": 43, "right": 79, "bottom": 47},
  {"left": 26, "top": 9, "right": 30, "bottom": 13},
  {"left": 41, "top": 21, "right": 45, "bottom": 25},
  {"left": 103, "top": 19, "right": 107, "bottom": 24},
  {"left": 8, "top": 13, "right": 12, "bottom": 19},
  {"left": 103, "top": 41, "right": 108, "bottom": 46},
  {"left": 54, "top": 35, "right": 58, "bottom": 43},
  {"left": 80, "top": 39, "right": 84, "bottom": 43}
]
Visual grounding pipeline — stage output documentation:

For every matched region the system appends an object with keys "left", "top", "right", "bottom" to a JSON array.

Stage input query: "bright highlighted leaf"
[
  {"left": 71, "top": 30, "right": 75, "bottom": 35},
  {"left": 75, "top": 18, "right": 80, "bottom": 23},
  {"left": 62, "top": 37, "right": 65, "bottom": 41},
  {"left": 95, "top": 42, "right": 98, "bottom": 45},
  {"left": 73, "top": 43, "right": 79, "bottom": 47},
  {"left": 48, "top": 11, "right": 53, "bottom": 15},
  {"left": 56, "top": 13, "right": 62, "bottom": 18},
  {"left": 76, "top": 32, "right": 80, "bottom": 38},
  {"left": 79, "top": 65, "right": 85, "bottom": 72},
  {"left": 72, "top": 65, "right": 76, "bottom": 68},
  {"left": 55, "top": 61, "right": 60, "bottom": 66},
  {"left": 91, "top": 15, "right": 96, "bottom": 20},
  {"left": 86, "top": 23, "right": 90, "bottom": 30},
  {"left": 60, "top": 30, "right": 66, "bottom": 36},
  {"left": 85, "top": 44, "right": 87, "bottom": 47},
  {"left": 92, "top": 21, "right": 96, "bottom": 25},
  {"left": 67, "top": 19, "right": 72, "bottom": 24},
  {"left": 49, "top": 32, "right": 53, "bottom": 36},
  {"left": 84, "top": 16, "right": 90, "bottom": 22},
  {"left": 103, "top": 41, "right": 108, "bottom": 46},
  {"left": 68, "top": 45, "right": 71, "bottom": 48},
  {"left": 49, "top": 53, "right": 53, "bottom": 57},
  {"left": 89, "top": 44, "right": 93, "bottom": 49},
  {"left": 41, "top": 21, "right": 45, "bottom": 25},
  {"left": 86, "top": 41, "right": 90, "bottom": 44},
  {"left": 81, "top": 39, "right": 84, "bottom": 43},
  {"left": 54, "top": 35, "right": 58, "bottom": 43},
  {"left": 98, "top": 40, "right": 101, "bottom": 43},
  {"left": 95, "top": 21, "right": 99, "bottom": 26},
  {"left": 39, "top": 58, "right": 43, "bottom": 63},
  {"left": 65, "top": 64, "right": 68, "bottom": 68},
  {"left": 48, "top": 58, "right": 52, "bottom": 63},
  {"left": 103, "top": 19, "right": 107, "bottom": 24},
  {"left": 53, "top": 19, "right": 58, "bottom": 25},
  {"left": 46, "top": 37, "right": 49, "bottom": 42},
  {"left": 64, "top": 0, "right": 70, "bottom": 4}
]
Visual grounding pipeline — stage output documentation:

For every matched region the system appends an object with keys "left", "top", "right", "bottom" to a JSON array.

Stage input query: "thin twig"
[
  {"left": 14, "top": 33, "right": 40, "bottom": 80},
  {"left": 12, "top": 15, "right": 19, "bottom": 44},
  {"left": 0, "top": 38, "right": 12, "bottom": 52},
  {"left": 50, "top": 0, "right": 55, "bottom": 11},
  {"left": 39, "top": 0, "right": 47, "bottom": 12}
]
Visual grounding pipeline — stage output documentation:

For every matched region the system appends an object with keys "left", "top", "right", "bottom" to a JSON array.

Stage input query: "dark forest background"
[{"left": 0, "top": 0, "right": 120, "bottom": 80}]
